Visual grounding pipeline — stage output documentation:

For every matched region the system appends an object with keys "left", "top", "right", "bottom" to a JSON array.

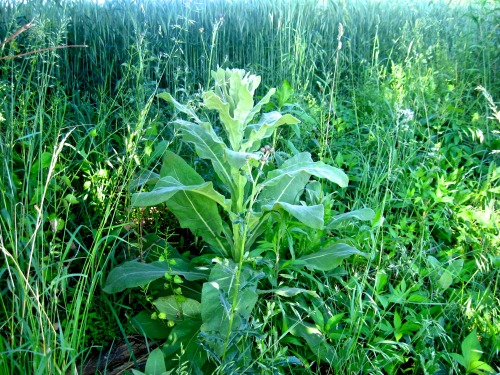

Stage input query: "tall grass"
[{"left": 1, "top": 0, "right": 498, "bottom": 373}]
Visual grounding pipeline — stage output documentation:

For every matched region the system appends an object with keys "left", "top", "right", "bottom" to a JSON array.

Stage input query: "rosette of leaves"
[{"left": 105, "top": 68, "right": 371, "bottom": 373}]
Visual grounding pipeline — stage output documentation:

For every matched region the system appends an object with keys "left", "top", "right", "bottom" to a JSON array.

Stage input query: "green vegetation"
[{"left": 0, "top": 0, "right": 498, "bottom": 374}]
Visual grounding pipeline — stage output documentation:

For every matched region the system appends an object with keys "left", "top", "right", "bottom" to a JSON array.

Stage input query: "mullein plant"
[{"left": 105, "top": 68, "right": 370, "bottom": 373}]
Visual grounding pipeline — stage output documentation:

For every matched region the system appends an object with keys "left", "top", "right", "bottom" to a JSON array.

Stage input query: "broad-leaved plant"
[{"left": 105, "top": 68, "right": 370, "bottom": 373}]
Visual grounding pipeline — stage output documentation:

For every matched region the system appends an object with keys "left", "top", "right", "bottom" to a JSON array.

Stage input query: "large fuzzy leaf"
[
  {"left": 242, "top": 112, "right": 300, "bottom": 152},
  {"left": 158, "top": 92, "right": 211, "bottom": 130},
  {"left": 262, "top": 152, "right": 348, "bottom": 189},
  {"left": 149, "top": 151, "right": 231, "bottom": 256},
  {"left": 203, "top": 70, "right": 256, "bottom": 150},
  {"left": 327, "top": 208, "right": 375, "bottom": 229},
  {"left": 172, "top": 119, "right": 232, "bottom": 188},
  {"left": 262, "top": 202, "right": 324, "bottom": 229},
  {"left": 200, "top": 260, "right": 264, "bottom": 359},
  {"left": 103, "top": 259, "right": 209, "bottom": 294},
  {"left": 159, "top": 150, "right": 204, "bottom": 184},
  {"left": 165, "top": 190, "right": 230, "bottom": 256},
  {"left": 224, "top": 149, "right": 260, "bottom": 170},
  {"left": 295, "top": 243, "right": 368, "bottom": 271},
  {"left": 144, "top": 348, "right": 167, "bottom": 375},
  {"left": 258, "top": 153, "right": 314, "bottom": 205},
  {"left": 132, "top": 177, "right": 230, "bottom": 211}
]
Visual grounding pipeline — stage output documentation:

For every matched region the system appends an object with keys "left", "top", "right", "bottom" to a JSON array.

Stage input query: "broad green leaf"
[
  {"left": 156, "top": 151, "right": 231, "bottom": 254},
  {"left": 241, "top": 112, "right": 300, "bottom": 151},
  {"left": 406, "top": 293, "right": 429, "bottom": 303},
  {"left": 327, "top": 208, "right": 376, "bottom": 229},
  {"left": 259, "top": 153, "right": 314, "bottom": 205},
  {"left": 103, "top": 261, "right": 169, "bottom": 293},
  {"left": 130, "top": 311, "right": 169, "bottom": 339},
  {"left": 163, "top": 319, "right": 206, "bottom": 372},
  {"left": 262, "top": 202, "right": 324, "bottom": 229},
  {"left": 159, "top": 150, "right": 204, "bottom": 184},
  {"left": 450, "top": 353, "right": 466, "bottom": 367},
  {"left": 245, "top": 88, "right": 276, "bottom": 129},
  {"left": 132, "top": 176, "right": 230, "bottom": 211},
  {"left": 203, "top": 69, "right": 257, "bottom": 150},
  {"left": 130, "top": 170, "right": 160, "bottom": 190},
  {"left": 224, "top": 148, "right": 260, "bottom": 170},
  {"left": 153, "top": 295, "right": 201, "bottom": 321},
  {"left": 145, "top": 348, "right": 166, "bottom": 375},
  {"left": 133, "top": 153, "right": 231, "bottom": 256},
  {"left": 437, "top": 259, "right": 464, "bottom": 290},
  {"left": 394, "top": 311, "right": 402, "bottom": 330},
  {"left": 325, "top": 313, "right": 344, "bottom": 332},
  {"left": 173, "top": 119, "right": 233, "bottom": 187},
  {"left": 200, "top": 260, "right": 264, "bottom": 360},
  {"left": 462, "top": 330, "right": 483, "bottom": 368},
  {"left": 287, "top": 317, "right": 335, "bottom": 361},
  {"left": 468, "top": 361, "right": 495, "bottom": 374},
  {"left": 437, "top": 270, "right": 454, "bottom": 291},
  {"left": 295, "top": 243, "right": 368, "bottom": 271},
  {"left": 103, "top": 259, "right": 209, "bottom": 294},
  {"left": 259, "top": 171, "right": 311, "bottom": 206},
  {"left": 278, "top": 79, "right": 293, "bottom": 108},
  {"left": 164, "top": 190, "right": 229, "bottom": 255},
  {"left": 375, "top": 270, "right": 388, "bottom": 293},
  {"left": 261, "top": 152, "right": 348, "bottom": 189},
  {"left": 201, "top": 260, "right": 262, "bottom": 332},
  {"left": 31, "top": 151, "right": 53, "bottom": 176},
  {"left": 158, "top": 92, "right": 211, "bottom": 129}
]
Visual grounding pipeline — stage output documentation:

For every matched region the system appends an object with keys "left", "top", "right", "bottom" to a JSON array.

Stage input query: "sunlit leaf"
[{"left": 262, "top": 202, "right": 324, "bottom": 229}]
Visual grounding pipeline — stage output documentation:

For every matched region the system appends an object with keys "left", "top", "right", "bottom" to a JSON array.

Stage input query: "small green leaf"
[
  {"left": 64, "top": 194, "right": 79, "bottom": 204},
  {"left": 325, "top": 313, "right": 344, "bottom": 332},
  {"left": 394, "top": 311, "right": 402, "bottom": 330},
  {"left": 462, "top": 330, "right": 483, "bottom": 368},
  {"left": 295, "top": 243, "right": 368, "bottom": 271},
  {"left": 278, "top": 79, "right": 293, "bottom": 108},
  {"left": 144, "top": 348, "right": 166, "bottom": 375},
  {"left": 437, "top": 271, "right": 454, "bottom": 291},
  {"left": 375, "top": 270, "right": 388, "bottom": 293}
]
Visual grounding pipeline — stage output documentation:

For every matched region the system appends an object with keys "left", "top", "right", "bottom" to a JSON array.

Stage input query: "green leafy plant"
[
  {"left": 450, "top": 330, "right": 495, "bottom": 375},
  {"left": 104, "top": 68, "right": 369, "bottom": 372}
]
